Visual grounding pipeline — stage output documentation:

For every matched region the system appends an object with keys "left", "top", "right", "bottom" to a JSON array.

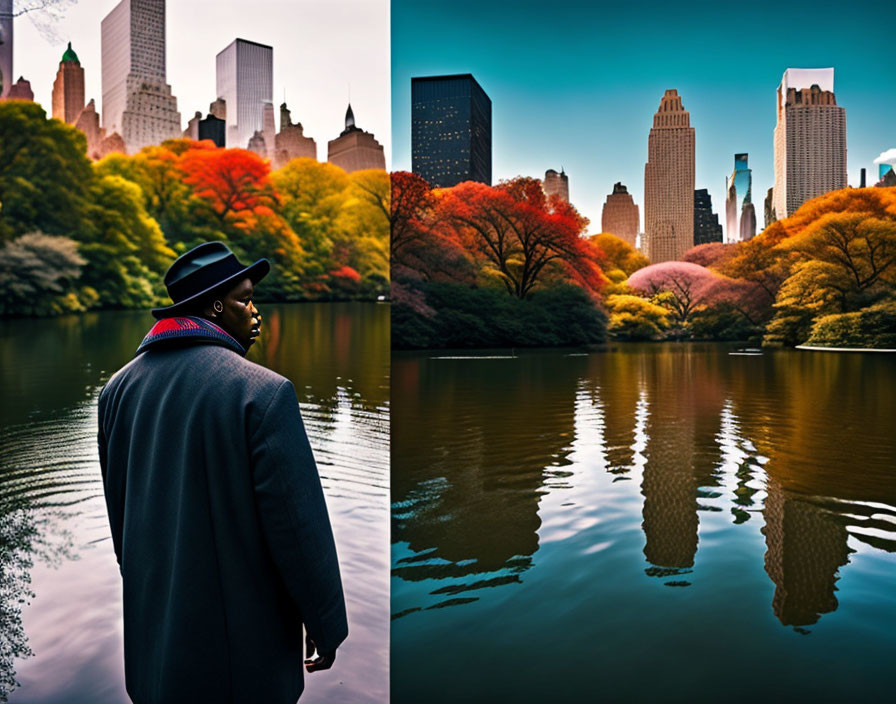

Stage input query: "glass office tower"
[{"left": 411, "top": 74, "right": 491, "bottom": 188}]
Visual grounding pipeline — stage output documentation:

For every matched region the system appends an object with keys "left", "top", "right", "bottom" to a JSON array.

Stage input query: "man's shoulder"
[{"left": 100, "top": 345, "right": 291, "bottom": 405}]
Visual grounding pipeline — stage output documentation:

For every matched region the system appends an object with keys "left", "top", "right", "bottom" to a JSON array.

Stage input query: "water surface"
[
  {"left": 391, "top": 343, "right": 896, "bottom": 702},
  {"left": 0, "top": 302, "right": 389, "bottom": 703}
]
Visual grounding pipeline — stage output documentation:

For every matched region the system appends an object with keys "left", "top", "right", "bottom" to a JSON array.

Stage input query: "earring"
[{"left": 213, "top": 300, "right": 224, "bottom": 314}]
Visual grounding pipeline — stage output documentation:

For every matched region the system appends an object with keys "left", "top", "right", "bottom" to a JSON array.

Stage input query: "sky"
[
  {"left": 14, "top": 0, "right": 391, "bottom": 165},
  {"left": 391, "top": 0, "right": 896, "bottom": 237}
]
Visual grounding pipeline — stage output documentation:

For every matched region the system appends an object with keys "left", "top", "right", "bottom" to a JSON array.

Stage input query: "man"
[{"left": 98, "top": 242, "right": 348, "bottom": 704}]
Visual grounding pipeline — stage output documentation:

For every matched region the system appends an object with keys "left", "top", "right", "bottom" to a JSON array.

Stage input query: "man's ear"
[{"left": 199, "top": 298, "right": 219, "bottom": 318}]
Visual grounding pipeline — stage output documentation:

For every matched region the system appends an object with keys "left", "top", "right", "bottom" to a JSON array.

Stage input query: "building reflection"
[
  {"left": 391, "top": 353, "right": 583, "bottom": 606},
  {"left": 583, "top": 351, "right": 645, "bottom": 476},
  {"left": 762, "top": 478, "right": 851, "bottom": 627},
  {"left": 638, "top": 346, "right": 726, "bottom": 579}
]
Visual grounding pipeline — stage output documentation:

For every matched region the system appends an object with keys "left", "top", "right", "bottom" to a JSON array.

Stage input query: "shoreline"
[{"left": 796, "top": 345, "right": 896, "bottom": 353}]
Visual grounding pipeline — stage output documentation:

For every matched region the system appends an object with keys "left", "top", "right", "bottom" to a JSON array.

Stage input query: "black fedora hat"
[{"left": 152, "top": 242, "right": 270, "bottom": 319}]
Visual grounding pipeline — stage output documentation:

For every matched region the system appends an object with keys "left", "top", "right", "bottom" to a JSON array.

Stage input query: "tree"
[
  {"left": 96, "top": 145, "right": 193, "bottom": 243},
  {"left": 180, "top": 147, "right": 276, "bottom": 224},
  {"left": 78, "top": 175, "right": 174, "bottom": 308},
  {"left": 683, "top": 242, "right": 737, "bottom": 270},
  {"left": 0, "top": 102, "right": 92, "bottom": 242},
  {"left": 763, "top": 260, "right": 847, "bottom": 346},
  {"left": 336, "top": 170, "right": 390, "bottom": 293},
  {"left": 779, "top": 212, "right": 896, "bottom": 310},
  {"left": 588, "top": 233, "right": 649, "bottom": 280},
  {"left": 272, "top": 158, "right": 349, "bottom": 286},
  {"left": 627, "top": 262, "right": 720, "bottom": 324},
  {"left": 0, "top": 233, "right": 86, "bottom": 315},
  {"left": 605, "top": 294, "right": 670, "bottom": 340},
  {"left": 390, "top": 171, "right": 435, "bottom": 256},
  {"left": 435, "top": 177, "right": 603, "bottom": 298}
]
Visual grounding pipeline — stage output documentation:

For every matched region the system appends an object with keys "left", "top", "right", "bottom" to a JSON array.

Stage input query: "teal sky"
[{"left": 392, "top": 0, "right": 896, "bottom": 236}]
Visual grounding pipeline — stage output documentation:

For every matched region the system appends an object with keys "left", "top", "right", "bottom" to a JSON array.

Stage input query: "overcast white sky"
[{"left": 15, "top": 0, "right": 391, "bottom": 165}]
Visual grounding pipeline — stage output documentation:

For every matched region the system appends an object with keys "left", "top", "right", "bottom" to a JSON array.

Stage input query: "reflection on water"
[
  {"left": 392, "top": 344, "right": 896, "bottom": 702},
  {"left": 0, "top": 303, "right": 389, "bottom": 704}
]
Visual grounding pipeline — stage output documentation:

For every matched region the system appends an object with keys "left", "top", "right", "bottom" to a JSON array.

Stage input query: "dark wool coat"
[{"left": 97, "top": 317, "right": 348, "bottom": 704}]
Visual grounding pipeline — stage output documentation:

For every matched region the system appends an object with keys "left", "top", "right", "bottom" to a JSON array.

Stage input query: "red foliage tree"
[
  {"left": 390, "top": 171, "right": 436, "bottom": 256},
  {"left": 179, "top": 147, "right": 276, "bottom": 222},
  {"left": 434, "top": 177, "right": 605, "bottom": 298}
]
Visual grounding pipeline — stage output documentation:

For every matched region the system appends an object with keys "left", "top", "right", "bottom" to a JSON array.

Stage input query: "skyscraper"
[
  {"left": 411, "top": 74, "right": 491, "bottom": 187},
  {"left": 725, "top": 154, "right": 756, "bottom": 242},
  {"left": 644, "top": 89, "right": 695, "bottom": 263},
  {"left": 772, "top": 68, "right": 846, "bottom": 219},
  {"left": 601, "top": 182, "right": 639, "bottom": 248},
  {"left": 694, "top": 189, "right": 723, "bottom": 246},
  {"left": 543, "top": 169, "right": 569, "bottom": 202},
  {"left": 0, "top": 0, "right": 12, "bottom": 99},
  {"left": 327, "top": 104, "right": 386, "bottom": 173},
  {"left": 101, "top": 0, "right": 181, "bottom": 153},
  {"left": 52, "top": 43, "right": 86, "bottom": 124},
  {"left": 216, "top": 38, "right": 273, "bottom": 150}
]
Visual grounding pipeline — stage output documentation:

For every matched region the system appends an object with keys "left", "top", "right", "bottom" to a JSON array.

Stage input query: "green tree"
[
  {"left": 78, "top": 175, "right": 175, "bottom": 308},
  {"left": 0, "top": 102, "right": 92, "bottom": 242}
]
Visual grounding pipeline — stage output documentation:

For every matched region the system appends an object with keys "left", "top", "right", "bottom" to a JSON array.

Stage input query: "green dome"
[{"left": 61, "top": 42, "right": 80, "bottom": 65}]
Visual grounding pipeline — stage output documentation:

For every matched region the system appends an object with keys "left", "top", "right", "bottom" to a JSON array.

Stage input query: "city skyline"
[
  {"left": 15, "top": 0, "right": 391, "bottom": 165},
  {"left": 392, "top": 0, "right": 895, "bottom": 237}
]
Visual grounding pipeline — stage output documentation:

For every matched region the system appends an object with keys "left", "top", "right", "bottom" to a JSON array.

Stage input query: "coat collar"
[{"left": 136, "top": 316, "right": 247, "bottom": 357}]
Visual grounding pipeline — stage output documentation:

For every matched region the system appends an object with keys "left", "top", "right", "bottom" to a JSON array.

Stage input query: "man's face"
[{"left": 216, "top": 277, "right": 261, "bottom": 350}]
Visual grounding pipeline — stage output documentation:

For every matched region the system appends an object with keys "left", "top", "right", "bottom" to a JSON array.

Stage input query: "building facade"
[
  {"left": 274, "top": 103, "right": 316, "bottom": 168},
  {"left": 411, "top": 74, "right": 491, "bottom": 187},
  {"left": 772, "top": 68, "right": 846, "bottom": 219},
  {"left": 101, "top": 0, "right": 181, "bottom": 153},
  {"left": 644, "top": 89, "right": 695, "bottom": 262},
  {"left": 694, "top": 189, "right": 723, "bottom": 246},
  {"left": 327, "top": 104, "right": 386, "bottom": 173},
  {"left": 53, "top": 43, "right": 86, "bottom": 124},
  {"left": 601, "top": 182, "right": 640, "bottom": 248},
  {"left": 725, "top": 153, "right": 756, "bottom": 242},
  {"left": 6, "top": 76, "right": 32, "bottom": 101},
  {"left": 543, "top": 169, "right": 569, "bottom": 202},
  {"left": 216, "top": 38, "right": 273, "bottom": 150},
  {"left": 0, "top": 0, "right": 12, "bottom": 99}
]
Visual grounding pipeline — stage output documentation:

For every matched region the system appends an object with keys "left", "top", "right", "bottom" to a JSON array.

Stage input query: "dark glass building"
[
  {"left": 411, "top": 74, "right": 491, "bottom": 188},
  {"left": 693, "top": 189, "right": 723, "bottom": 246},
  {"left": 198, "top": 113, "right": 226, "bottom": 148}
]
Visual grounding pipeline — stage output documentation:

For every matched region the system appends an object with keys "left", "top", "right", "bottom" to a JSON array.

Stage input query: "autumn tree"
[
  {"left": 79, "top": 175, "right": 175, "bottom": 308},
  {"left": 779, "top": 212, "right": 896, "bottom": 310},
  {"left": 180, "top": 147, "right": 276, "bottom": 224},
  {"left": 588, "top": 233, "right": 648, "bottom": 283},
  {"left": 683, "top": 242, "right": 737, "bottom": 270},
  {"left": 605, "top": 294, "right": 670, "bottom": 340},
  {"left": 336, "top": 169, "right": 390, "bottom": 292},
  {"left": 435, "top": 177, "right": 603, "bottom": 298},
  {"left": 628, "top": 262, "right": 720, "bottom": 324},
  {"left": 390, "top": 171, "right": 435, "bottom": 256},
  {"left": 96, "top": 145, "right": 193, "bottom": 243},
  {"left": 272, "top": 159, "right": 349, "bottom": 286}
]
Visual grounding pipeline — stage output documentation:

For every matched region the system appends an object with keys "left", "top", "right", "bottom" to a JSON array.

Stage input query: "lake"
[
  {"left": 391, "top": 343, "right": 896, "bottom": 702},
  {"left": 0, "top": 302, "right": 389, "bottom": 704}
]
